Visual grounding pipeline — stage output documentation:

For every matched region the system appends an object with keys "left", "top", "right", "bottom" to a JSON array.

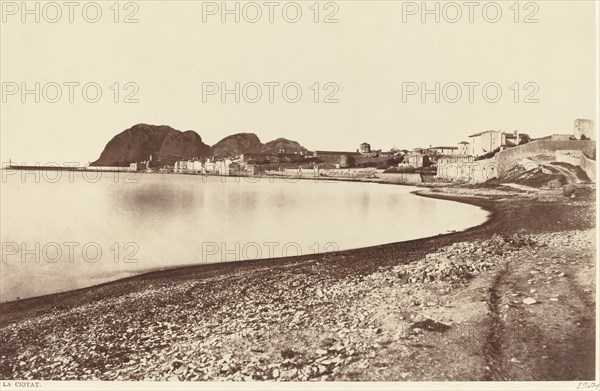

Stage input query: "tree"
[{"left": 423, "top": 156, "right": 433, "bottom": 167}]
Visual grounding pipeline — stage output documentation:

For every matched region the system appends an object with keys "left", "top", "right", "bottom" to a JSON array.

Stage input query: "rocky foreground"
[{"left": 0, "top": 185, "right": 596, "bottom": 381}]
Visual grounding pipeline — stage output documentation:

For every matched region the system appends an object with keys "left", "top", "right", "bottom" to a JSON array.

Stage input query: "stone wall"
[
  {"left": 436, "top": 157, "right": 498, "bottom": 183},
  {"left": 353, "top": 156, "right": 390, "bottom": 166},
  {"left": 437, "top": 140, "right": 596, "bottom": 183},
  {"left": 555, "top": 150, "right": 583, "bottom": 166},
  {"left": 281, "top": 167, "right": 378, "bottom": 179},
  {"left": 580, "top": 154, "right": 596, "bottom": 182},
  {"left": 496, "top": 140, "right": 596, "bottom": 175},
  {"left": 275, "top": 168, "right": 423, "bottom": 184},
  {"left": 378, "top": 173, "right": 423, "bottom": 184}
]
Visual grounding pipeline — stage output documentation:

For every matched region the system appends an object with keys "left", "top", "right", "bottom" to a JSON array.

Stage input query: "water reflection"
[{"left": 0, "top": 174, "right": 488, "bottom": 301}]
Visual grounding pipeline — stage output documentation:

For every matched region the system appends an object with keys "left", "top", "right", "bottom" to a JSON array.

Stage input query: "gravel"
[{"left": 0, "top": 183, "right": 595, "bottom": 381}]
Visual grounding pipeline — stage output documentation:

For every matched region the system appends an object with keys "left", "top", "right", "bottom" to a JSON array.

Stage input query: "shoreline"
[
  {"left": 2, "top": 166, "right": 430, "bottom": 187},
  {"left": 0, "top": 184, "right": 595, "bottom": 381},
  {"left": 0, "top": 187, "right": 494, "bottom": 313},
  {"left": 0, "top": 173, "right": 438, "bottom": 305}
]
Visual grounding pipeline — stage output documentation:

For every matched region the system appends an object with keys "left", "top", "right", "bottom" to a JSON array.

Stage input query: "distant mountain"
[
  {"left": 92, "top": 125, "right": 309, "bottom": 166},
  {"left": 91, "top": 124, "right": 210, "bottom": 167},
  {"left": 210, "top": 133, "right": 262, "bottom": 158},
  {"left": 211, "top": 134, "right": 309, "bottom": 157},
  {"left": 159, "top": 130, "right": 211, "bottom": 165}
]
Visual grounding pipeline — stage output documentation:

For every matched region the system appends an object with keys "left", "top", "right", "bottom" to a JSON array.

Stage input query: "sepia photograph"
[{"left": 0, "top": 1, "right": 598, "bottom": 389}]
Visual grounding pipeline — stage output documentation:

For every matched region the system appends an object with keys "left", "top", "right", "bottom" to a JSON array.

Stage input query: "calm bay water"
[{"left": 0, "top": 171, "right": 489, "bottom": 302}]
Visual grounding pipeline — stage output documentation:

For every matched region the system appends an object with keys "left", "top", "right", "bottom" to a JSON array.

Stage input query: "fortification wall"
[
  {"left": 436, "top": 157, "right": 498, "bottom": 183},
  {"left": 353, "top": 156, "right": 390, "bottom": 166},
  {"left": 580, "top": 154, "right": 597, "bottom": 182},
  {"left": 555, "top": 150, "right": 583, "bottom": 166},
  {"left": 496, "top": 140, "right": 595, "bottom": 174}
]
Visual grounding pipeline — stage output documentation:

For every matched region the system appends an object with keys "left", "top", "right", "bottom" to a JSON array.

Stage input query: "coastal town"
[
  {"left": 1, "top": 0, "right": 597, "bottom": 385},
  {"left": 82, "top": 118, "right": 596, "bottom": 187},
  {"left": 2, "top": 120, "right": 596, "bottom": 382},
  {"left": 1, "top": 145, "right": 596, "bottom": 382}
]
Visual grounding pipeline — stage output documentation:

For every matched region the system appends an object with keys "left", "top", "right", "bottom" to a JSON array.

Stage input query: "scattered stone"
[
  {"left": 563, "top": 184, "right": 576, "bottom": 198},
  {"left": 281, "top": 348, "right": 295, "bottom": 359},
  {"left": 1, "top": 227, "right": 593, "bottom": 382},
  {"left": 410, "top": 319, "right": 450, "bottom": 333}
]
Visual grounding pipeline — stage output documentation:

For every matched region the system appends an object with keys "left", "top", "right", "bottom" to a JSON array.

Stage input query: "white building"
[
  {"left": 457, "top": 141, "right": 472, "bottom": 155},
  {"left": 468, "top": 130, "right": 527, "bottom": 157}
]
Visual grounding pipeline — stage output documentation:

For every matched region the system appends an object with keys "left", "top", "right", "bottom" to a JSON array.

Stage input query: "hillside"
[
  {"left": 93, "top": 125, "right": 310, "bottom": 166},
  {"left": 91, "top": 124, "right": 210, "bottom": 167},
  {"left": 261, "top": 138, "right": 309, "bottom": 154},
  {"left": 210, "top": 133, "right": 262, "bottom": 158}
]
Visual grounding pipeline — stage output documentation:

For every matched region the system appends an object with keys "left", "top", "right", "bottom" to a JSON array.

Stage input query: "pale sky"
[{"left": 0, "top": 0, "right": 597, "bottom": 164}]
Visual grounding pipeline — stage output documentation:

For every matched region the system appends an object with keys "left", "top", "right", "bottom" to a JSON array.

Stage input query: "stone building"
[
  {"left": 405, "top": 152, "right": 426, "bottom": 168},
  {"left": 359, "top": 143, "right": 371, "bottom": 154},
  {"left": 426, "top": 146, "right": 459, "bottom": 156},
  {"left": 574, "top": 119, "right": 595, "bottom": 140},
  {"left": 468, "top": 130, "right": 529, "bottom": 157},
  {"left": 313, "top": 151, "right": 361, "bottom": 167}
]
